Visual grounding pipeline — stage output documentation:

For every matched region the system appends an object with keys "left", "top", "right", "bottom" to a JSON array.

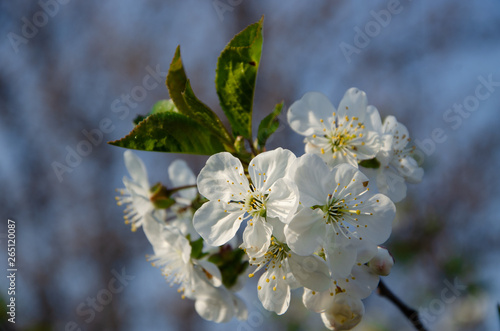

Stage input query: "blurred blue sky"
[{"left": 1, "top": 1, "right": 500, "bottom": 330}]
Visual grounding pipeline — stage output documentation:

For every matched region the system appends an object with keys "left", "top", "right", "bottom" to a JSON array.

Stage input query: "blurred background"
[{"left": 1, "top": 1, "right": 500, "bottom": 330}]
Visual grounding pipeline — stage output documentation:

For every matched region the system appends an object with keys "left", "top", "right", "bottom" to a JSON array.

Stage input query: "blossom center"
[
  {"left": 314, "top": 193, "right": 364, "bottom": 240},
  {"left": 241, "top": 185, "right": 268, "bottom": 217},
  {"left": 314, "top": 116, "right": 365, "bottom": 158}
]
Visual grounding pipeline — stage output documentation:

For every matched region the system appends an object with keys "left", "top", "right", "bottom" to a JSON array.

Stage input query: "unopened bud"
[
  {"left": 368, "top": 247, "right": 394, "bottom": 276},
  {"left": 320, "top": 293, "right": 364, "bottom": 330}
]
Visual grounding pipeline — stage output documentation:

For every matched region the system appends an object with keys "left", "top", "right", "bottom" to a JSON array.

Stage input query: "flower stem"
[
  {"left": 247, "top": 138, "right": 258, "bottom": 157},
  {"left": 166, "top": 184, "right": 197, "bottom": 195},
  {"left": 377, "top": 279, "right": 428, "bottom": 331}
]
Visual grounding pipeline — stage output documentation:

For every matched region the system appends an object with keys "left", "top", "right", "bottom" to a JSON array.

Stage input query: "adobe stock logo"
[
  {"left": 412, "top": 74, "right": 500, "bottom": 162},
  {"left": 6, "top": 0, "right": 72, "bottom": 53},
  {"left": 65, "top": 268, "right": 135, "bottom": 331},
  {"left": 339, "top": 0, "right": 407, "bottom": 64}
]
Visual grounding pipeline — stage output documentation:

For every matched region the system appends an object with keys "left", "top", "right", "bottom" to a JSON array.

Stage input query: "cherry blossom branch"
[{"left": 377, "top": 279, "right": 428, "bottom": 331}]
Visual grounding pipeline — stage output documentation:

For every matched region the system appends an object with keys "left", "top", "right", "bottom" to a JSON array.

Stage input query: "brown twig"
[{"left": 377, "top": 279, "right": 429, "bottom": 331}]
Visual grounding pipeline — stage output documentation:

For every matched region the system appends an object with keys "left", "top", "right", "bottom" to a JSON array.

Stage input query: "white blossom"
[
  {"left": 363, "top": 107, "right": 424, "bottom": 202},
  {"left": 115, "top": 150, "right": 162, "bottom": 232},
  {"left": 193, "top": 148, "right": 299, "bottom": 255},
  {"left": 287, "top": 88, "right": 380, "bottom": 168},
  {"left": 285, "top": 153, "right": 395, "bottom": 279},
  {"left": 167, "top": 159, "right": 199, "bottom": 239},
  {"left": 144, "top": 213, "right": 247, "bottom": 323},
  {"left": 248, "top": 234, "right": 331, "bottom": 315},
  {"left": 303, "top": 262, "right": 379, "bottom": 313}
]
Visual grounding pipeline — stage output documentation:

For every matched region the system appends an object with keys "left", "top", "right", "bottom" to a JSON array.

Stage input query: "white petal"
[
  {"left": 383, "top": 116, "right": 409, "bottom": 151},
  {"left": 377, "top": 168, "right": 407, "bottom": 203},
  {"left": 337, "top": 264, "right": 379, "bottom": 299},
  {"left": 368, "top": 246, "right": 394, "bottom": 277},
  {"left": 194, "top": 286, "right": 234, "bottom": 323},
  {"left": 193, "top": 201, "right": 244, "bottom": 246},
  {"left": 324, "top": 233, "right": 358, "bottom": 279},
  {"left": 285, "top": 207, "right": 325, "bottom": 256},
  {"left": 320, "top": 293, "right": 364, "bottom": 331},
  {"left": 336, "top": 88, "right": 368, "bottom": 123},
  {"left": 168, "top": 159, "right": 197, "bottom": 200},
  {"left": 268, "top": 217, "right": 286, "bottom": 243},
  {"left": 377, "top": 134, "right": 394, "bottom": 166},
  {"left": 124, "top": 150, "right": 149, "bottom": 189},
  {"left": 195, "top": 260, "right": 223, "bottom": 287},
  {"left": 294, "top": 153, "right": 334, "bottom": 206},
  {"left": 248, "top": 148, "right": 296, "bottom": 191},
  {"left": 354, "top": 239, "right": 378, "bottom": 264},
  {"left": 240, "top": 218, "right": 273, "bottom": 259},
  {"left": 257, "top": 267, "right": 291, "bottom": 315},
  {"left": 197, "top": 152, "right": 249, "bottom": 201},
  {"left": 397, "top": 156, "right": 424, "bottom": 183},
  {"left": 352, "top": 130, "right": 380, "bottom": 161},
  {"left": 287, "top": 92, "right": 336, "bottom": 136},
  {"left": 331, "top": 163, "right": 370, "bottom": 198},
  {"left": 169, "top": 208, "right": 199, "bottom": 239},
  {"left": 303, "top": 287, "right": 336, "bottom": 313},
  {"left": 355, "top": 193, "right": 395, "bottom": 244},
  {"left": 231, "top": 293, "right": 248, "bottom": 321},
  {"left": 288, "top": 254, "right": 331, "bottom": 292},
  {"left": 165, "top": 225, "right": 192, "bottom": 260},
  {"left": 142, "top": 210, "right": 167, "bottom": 248},
  {"left": 122, "top": 176, "right": 151, "bottom": 215},
  {"left": 266, "top": 178, "right": 299, "bottom": 223},
  {"left": 327, "top": 149, "right": 359, "bottom": 168},
  {"left": 364, "top": 105, "right": 382, "bottom": 133}
]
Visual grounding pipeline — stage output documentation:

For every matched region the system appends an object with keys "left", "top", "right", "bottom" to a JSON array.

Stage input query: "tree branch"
[{"left": 377, "top": 279, "right": 428, "bottom": 331}]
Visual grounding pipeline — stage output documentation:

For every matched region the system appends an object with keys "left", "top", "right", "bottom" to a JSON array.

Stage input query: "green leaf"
[
  {"left": 133, "top": 114, "right": 147, "bottom": 125},
  {"left": 182, "top": 80, "right": 233, "bottom": 144},
  {"left": 109, "top": 111, "right": 225, "bottom": 155},
  {"left": 215, "top": 16, "right": 264, "bottom": 139},
  {"left": 151, "top": 99, "right": 178, "bottom": 114},
  {"left": 166, "top": 47, "right": 233, "bottom": 147},
  {"left": 257, "top": 101, "right": 283, "bottom": 148},
  {"left": 166, "top": 46, "right": 191, "bottom": 115},
  {"left": 133, "top": 100, "right": 178, "bottom": 125},
  {"left": 190, "top": 237, "right": 207, "bottom": 260},
  {"left": 359, "top": 158, "right": 381, "bottom": 169},
  {"left": 208, "top": 246, "right": 248, "bottom": 289}
]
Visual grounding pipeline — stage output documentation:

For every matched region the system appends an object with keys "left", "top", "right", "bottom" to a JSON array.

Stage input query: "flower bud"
[
  {"left": 368, "top": 246, "right": 394, "bottom": 276},
  {"left": 320, "top": 293, "right": 364, "bottom": 330}
]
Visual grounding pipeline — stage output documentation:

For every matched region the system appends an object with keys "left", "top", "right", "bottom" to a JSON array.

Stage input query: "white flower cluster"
[
  {"left": 116, "top": 88, "right": 422, "bottom": 330},
  {"left": 116, "top": 151, "right": 247, "bottom": 323}
]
